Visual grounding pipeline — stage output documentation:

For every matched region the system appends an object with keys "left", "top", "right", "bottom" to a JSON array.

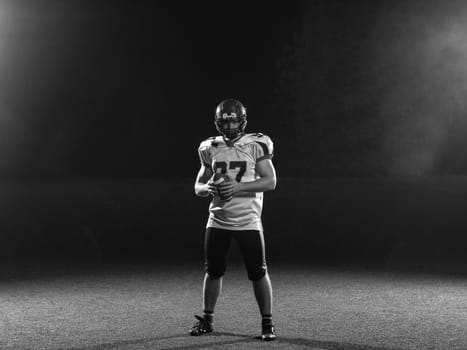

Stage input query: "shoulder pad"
[
  {"left": 199, "top": 136, "right": 224, "bottom": 149},
  {"left": 242, "top": 133, "right": 273, "bottom": 144},
  {"left": 242, "top": 133, "right": 274, "bottom": 159}
]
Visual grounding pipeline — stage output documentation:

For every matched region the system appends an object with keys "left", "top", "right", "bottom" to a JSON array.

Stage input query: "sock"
[
  {"left": 203, "top": 310, "right": 214, "bottom": 323},
  {"left": 261, "top": 314, "right": 273, "bottom": 327}
]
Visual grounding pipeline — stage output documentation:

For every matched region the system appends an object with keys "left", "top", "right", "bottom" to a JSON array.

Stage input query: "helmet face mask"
[{"left": 214, "top": 99, "right": 247, "bottom": 140}]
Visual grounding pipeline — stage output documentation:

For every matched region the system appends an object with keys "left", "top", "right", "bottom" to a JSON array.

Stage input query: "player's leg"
[
  {"left": 253, "top": 272, "right": 275, "bottom": 340},
  {"left": 253, "top": 272, "right": 273, "bottom": 322},
  {"left": 203, "top": 228, "right": 231, "bottom": 316},
  {"left": 202, "top": 272, "right": 222, "bottom": 319},
  {"left": 236, "top": 230, "right": 276, "bottom": 341},
  {"left": 190, "top": 227, "right": 231, "bottom": 336}
]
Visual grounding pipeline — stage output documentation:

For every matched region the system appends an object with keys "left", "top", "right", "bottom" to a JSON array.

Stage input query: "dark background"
[{"left": 2, "top": 0, "right": 467, "bottom": 274}]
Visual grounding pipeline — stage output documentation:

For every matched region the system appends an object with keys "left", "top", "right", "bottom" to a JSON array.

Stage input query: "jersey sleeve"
[
  {"left": 252, "top": 134, "right": 274, "bottom": 162},
  {"left": 198, "top": 139, "right": 212, "bottom": 168}
]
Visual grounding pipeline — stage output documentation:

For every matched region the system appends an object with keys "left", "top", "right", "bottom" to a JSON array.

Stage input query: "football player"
[{"left": 191, "top": 98, "right": 277, "bottom": 341}]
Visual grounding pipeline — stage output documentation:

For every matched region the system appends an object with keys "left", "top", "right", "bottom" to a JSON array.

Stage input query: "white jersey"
[{"left": 198, "top": 133, "right": 274, "bottom": 231}]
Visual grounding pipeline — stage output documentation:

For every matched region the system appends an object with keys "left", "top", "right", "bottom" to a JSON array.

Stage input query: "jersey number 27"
[{"left": 214, "top": 161, "right": 246, "bottom": 182}]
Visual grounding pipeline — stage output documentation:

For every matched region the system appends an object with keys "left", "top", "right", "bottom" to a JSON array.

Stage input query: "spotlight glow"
[{"left": 376, "top": 2, "right": 467, "bottom": 175}]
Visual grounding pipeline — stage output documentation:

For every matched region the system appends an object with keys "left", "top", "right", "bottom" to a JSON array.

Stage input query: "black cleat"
[
  {"left": 261, "top": 324, "right": 276, "bottom": 341},
  {"left": 189, "top": 315, "right": 213, "bottom": 336}
]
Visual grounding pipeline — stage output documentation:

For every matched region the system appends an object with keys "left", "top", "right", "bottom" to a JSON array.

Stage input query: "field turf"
[{"left": 2, "top": 263, "right": 467, "bottom": 350}]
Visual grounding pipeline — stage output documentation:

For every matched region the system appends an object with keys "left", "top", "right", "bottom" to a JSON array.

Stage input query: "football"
[
  {"left": 212, "top": 173, "right": 233, "bottom": 201},
  {"left": 212, "top": 172, "right": 230, "bottom": 185}
]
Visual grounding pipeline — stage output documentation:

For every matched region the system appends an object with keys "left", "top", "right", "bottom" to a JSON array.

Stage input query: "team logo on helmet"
[{"left": 221, "top": 112, "right": 237, "bottom": 119}]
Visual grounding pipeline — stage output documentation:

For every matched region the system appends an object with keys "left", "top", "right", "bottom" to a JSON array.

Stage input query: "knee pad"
[
  {"left": 205, "top": 263, "right": 226, "bottom": 279},
  {"left": 247, "top": 264, "right": 267, "bottom": 281}
]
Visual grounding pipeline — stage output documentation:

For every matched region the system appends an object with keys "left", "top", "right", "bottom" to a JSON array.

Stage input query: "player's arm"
[
  {"left": 219, "top": 159, "right": 277, "bottom": 196},
  {"left": 194, "top": 164, "right": 218, "bottom": 197},
  {"left": 239, "top": 158, "right": 277, "bottom": 193}
]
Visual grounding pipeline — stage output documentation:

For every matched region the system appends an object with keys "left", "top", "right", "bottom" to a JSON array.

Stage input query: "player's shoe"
[
  {"left": 189, "top": 315, "right": 213, "bottom": 336},
  {"left": 261, "top": 324, "right": 276, "bottom": 341}
]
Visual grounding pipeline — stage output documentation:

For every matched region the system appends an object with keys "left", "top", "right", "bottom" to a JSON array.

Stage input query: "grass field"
[{"left": 2, "top": 263, "right": 467, "bottom": 350}]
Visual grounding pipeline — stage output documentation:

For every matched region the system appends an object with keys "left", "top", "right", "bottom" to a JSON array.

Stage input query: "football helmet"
[{"left": 214, "top": 98, "right": 247, "bottom": 140}]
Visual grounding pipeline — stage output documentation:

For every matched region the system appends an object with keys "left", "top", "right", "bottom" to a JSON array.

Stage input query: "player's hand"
[
  {"left": 218, "top": 180, "right": 241, "bottom": 199},
  {"left": 207, "top": 181, "right": 219, "bottom": 197}
]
